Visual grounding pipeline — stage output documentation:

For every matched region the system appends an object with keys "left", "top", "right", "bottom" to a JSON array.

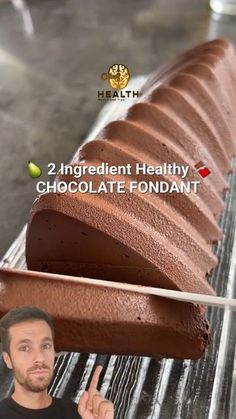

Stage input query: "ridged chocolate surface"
[{"left": 25, "top": 38, "right": 236, "bottom": 358}]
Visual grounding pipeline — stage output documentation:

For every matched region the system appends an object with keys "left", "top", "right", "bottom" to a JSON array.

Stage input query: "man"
[{"left": 0, "top": 306, "right": 114, "bottom": 419}]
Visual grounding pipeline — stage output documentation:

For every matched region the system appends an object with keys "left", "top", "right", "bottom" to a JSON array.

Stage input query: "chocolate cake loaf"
[{"left": 24, "top": 38, "right": 236, "bottom": 359}]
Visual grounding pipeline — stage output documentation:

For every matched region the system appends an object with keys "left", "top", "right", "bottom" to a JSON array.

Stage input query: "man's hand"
[{"left": 78, "top": 365, "right": 114, "bottom": 419}]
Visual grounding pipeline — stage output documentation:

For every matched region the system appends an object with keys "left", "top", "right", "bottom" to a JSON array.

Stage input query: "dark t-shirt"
[{"left": 0, "top": 397, "right": 82, "bottom": 419}]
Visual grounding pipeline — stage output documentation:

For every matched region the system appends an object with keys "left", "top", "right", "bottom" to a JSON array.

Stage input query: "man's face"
[{"left": 3, "top": 320, "right": 55, "bottom": 393}]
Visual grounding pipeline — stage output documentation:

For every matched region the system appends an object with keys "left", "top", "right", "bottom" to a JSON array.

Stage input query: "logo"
[
  {"left": 98, "top": 64, "right": 140, "bottom": 101},
  {"left": 101, "top": 64, "right": 130, "bottom": 89},
  {"left": 194, "top": 161, "right": 211, "bottom": 178}
]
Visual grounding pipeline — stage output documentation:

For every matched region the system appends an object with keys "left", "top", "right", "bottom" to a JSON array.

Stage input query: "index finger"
[{"left": 88, "top": 365, "right": 103, "bottom": 391}]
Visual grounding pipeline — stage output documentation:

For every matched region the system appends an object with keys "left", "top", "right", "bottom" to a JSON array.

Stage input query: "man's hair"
[{"left": 0, "top": 306, "right": 54, "bottom": 354}]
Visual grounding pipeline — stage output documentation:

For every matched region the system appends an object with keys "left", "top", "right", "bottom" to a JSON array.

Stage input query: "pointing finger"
[
  {"left": 88, "top": 365, "right": 103, "bottom": 392},
  {"left": 87, "top": 365, "right": 103, "bottom": 410}
]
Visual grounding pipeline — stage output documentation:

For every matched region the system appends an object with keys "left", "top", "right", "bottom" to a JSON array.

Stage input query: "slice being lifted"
[{"left": 0, "top": 269, "right": 211, "bottom": 360}]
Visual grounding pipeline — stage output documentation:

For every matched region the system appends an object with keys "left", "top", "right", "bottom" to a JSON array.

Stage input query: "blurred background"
[{"left": 0, "top": 0, "right": 236, "bottom": 258}]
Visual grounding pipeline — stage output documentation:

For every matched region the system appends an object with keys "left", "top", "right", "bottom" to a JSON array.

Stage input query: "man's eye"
[
  {"left": 19, "top": 346, "right": 30, "bottom": 352},
  {"left": 42, "top": 343, "right": 52, "bottom": 350}
]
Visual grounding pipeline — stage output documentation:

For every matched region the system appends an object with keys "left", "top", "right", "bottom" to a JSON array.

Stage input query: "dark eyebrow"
[
  {"left": 17, "top": 339, "right": 31, "bottom": 345},
  {"left": 42, "top": 337, "right": 53, "bottom": 342}
]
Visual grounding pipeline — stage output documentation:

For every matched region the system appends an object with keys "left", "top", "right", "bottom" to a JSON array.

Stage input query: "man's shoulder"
[
  {"left": 0, "top": 397, "right": 10, "bottom": 408},
  {"left": 0, "top": 398, "right": 12, "bottom": 418},
  {"left": 0, "top": 398, "right": 8, "bottom": 405},
  {"left": 52, "top": 397, "right": 77, "bottom": 408},
  {"left": 52, "top": 397, "right": 81, "bottom": 418},
  {"left": 0, "top": 397, "right": 81, "bottom": 419}
]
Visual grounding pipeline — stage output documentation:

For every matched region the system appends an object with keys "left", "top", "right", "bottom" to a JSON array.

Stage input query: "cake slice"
[{"left": 0, "top": 268, "right": 211, "bottom": 360}]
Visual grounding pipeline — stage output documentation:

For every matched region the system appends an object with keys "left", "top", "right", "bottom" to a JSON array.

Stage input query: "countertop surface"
[{"left": 0, "top": 0, "right": 236, "bottom": 257}]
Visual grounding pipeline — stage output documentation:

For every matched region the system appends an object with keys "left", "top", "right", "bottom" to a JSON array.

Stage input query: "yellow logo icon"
[{"left": 101, "top": 64, "right": 130, "bottom": 89}]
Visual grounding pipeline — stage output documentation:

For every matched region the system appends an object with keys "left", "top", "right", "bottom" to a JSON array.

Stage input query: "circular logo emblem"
[{"left": 101, "top": 64, "right": 130, "bottom": 89}]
